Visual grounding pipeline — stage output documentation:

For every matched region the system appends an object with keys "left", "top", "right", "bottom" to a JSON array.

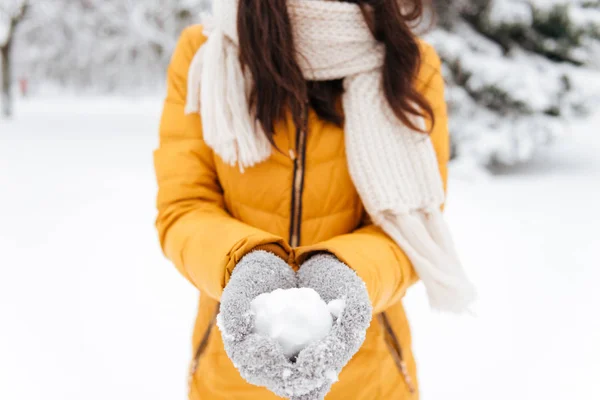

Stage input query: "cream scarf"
[{"left": 185, "top": 0, "right": 476, "bottom": 313}]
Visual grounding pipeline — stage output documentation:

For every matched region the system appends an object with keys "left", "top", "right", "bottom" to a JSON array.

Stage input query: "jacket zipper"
[
  {"left": 188, "top": 307, "right": 218, "bottom": 391},
  {"left": 288, "top": 111, "right": 308, "bottom": 248},
  {"left": 379, "top": 313, "right": 416, "bottom": 394},
  {"left": 189, "top": 112, "right": 308, "bottom": 390}
]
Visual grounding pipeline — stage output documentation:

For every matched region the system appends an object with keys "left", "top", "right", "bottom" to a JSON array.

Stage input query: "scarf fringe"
[
  {"left": 186, "top": 27, "right": 272, "bottom": 171},
  {"left": 184, "top": 0, "right": 477, "bottom": 313},
  {"left": 380, "top": 209, "right": 477, "bottom": 313}
]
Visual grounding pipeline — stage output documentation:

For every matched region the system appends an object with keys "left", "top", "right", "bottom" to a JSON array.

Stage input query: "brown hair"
[{"left": 237, "top": 0, "right": 434, "bottom": 141}]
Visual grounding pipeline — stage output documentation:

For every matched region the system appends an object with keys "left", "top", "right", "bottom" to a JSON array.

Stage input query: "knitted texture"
[
  {"left": 217, "top": 251, "right": 308, "bottom": 397},
  {"left": 185, "top": 0, "right": 476, "bottom": 312},
  {"left": 217, "top": 251, "right": 371, "bottom": 399},
  {"left": 295, "top": 255, "right": 373, "bottom": 382}
]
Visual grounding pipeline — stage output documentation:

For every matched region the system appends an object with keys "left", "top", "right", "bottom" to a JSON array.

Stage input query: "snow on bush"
[
  {"left": 14, "top": 0, "right": 209, "bottom": 90},
  {"left": 251, "top": 288, "right": 344, "bottom": 360},
  {"left": 8, "top": 0, "right": 600, "bottom": 167},
  {"left": 430, "top": 0, "right": 600, "bottom": 167}
]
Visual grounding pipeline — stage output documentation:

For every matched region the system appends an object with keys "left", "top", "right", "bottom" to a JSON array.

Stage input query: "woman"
[{"left": 154, "top": 0, "right": 475, "bottom": 399}]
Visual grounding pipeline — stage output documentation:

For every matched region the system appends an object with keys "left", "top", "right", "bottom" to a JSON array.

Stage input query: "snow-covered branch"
[
  {"left": 0, "top": 0, "right": 28, "bottom": 47},
  {"left": 5, "top": 0, "right": 600, "bottom": 167},
  {"left": 429, "top": 0, "right": 600, "bottom": 166},
  {"left": 13, "top": 0, "right": 206, "bottom": 90}
]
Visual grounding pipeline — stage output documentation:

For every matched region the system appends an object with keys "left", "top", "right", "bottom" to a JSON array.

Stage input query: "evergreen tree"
[
  {"left": 9, "top": 0, "right": 600, "bottom": 167},
  {"left": 429, "top": 0, "right": 600, "bottom": 166}
]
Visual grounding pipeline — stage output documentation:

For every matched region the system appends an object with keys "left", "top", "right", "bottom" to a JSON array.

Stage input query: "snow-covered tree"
[
  {"left": 1, "top": 0, "right": 28, "bottom": 118},
  {"left": 15, "top": 0, "right": 207, "bottom": 90},
  {"left": 428, "top": 0, "right": 600, "bottom": 166},
  {"left": 8, "top": 0, "right": 600, "bottom": 168}
]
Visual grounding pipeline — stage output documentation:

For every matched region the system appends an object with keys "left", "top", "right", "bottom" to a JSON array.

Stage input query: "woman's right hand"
[
  {"left": 218, "top": 251, "right": 326, "bottom": 398},
  {"left": 218, "top": 250, "right": 297, "bottom": 342}
]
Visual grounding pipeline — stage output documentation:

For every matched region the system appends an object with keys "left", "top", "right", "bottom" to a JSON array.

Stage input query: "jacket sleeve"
[
  {"left": 154, "top": 26, "right": 291, "bottom": 300},
  {"left": 295, "top": 45, "right": 450, "bottom": 313}
]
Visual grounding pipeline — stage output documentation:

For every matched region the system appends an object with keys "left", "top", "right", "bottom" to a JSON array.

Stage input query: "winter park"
[{"left": 1, "top": 1, "right": 600, "bottom": 400}]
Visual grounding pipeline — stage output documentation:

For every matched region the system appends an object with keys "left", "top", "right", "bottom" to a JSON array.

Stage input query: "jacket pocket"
[
  {"left": 378, "top": 312, "right": 415, "bottom": 394},
  {"left": 188, "top": 307, "right": 219, "bottom": 392}
]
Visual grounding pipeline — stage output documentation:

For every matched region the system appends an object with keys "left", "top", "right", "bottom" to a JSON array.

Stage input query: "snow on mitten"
[
  {"left": 218, "top": 250, "right": 297, "bottom": 341},
  {"left": 217, "top": 250, "right": 304, "bottom": 397},
  {"left": 290, "top": 253, "right": 373, "bottom": 396}
]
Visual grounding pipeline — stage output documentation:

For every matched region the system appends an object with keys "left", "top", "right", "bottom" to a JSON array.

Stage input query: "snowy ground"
[{"left": 1, "top": 97, "right": 599, "bottom": 400}]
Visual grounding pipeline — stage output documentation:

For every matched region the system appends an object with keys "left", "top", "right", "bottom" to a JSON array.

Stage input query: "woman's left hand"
[{"left": 283, "top": 254, "right": 373, "bottom": 398}]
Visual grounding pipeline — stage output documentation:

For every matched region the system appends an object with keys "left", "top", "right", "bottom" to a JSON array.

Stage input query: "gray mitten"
[
  {"left": 217, "top": 250, "right": 301, "bottom": 397},
  {"left": 289, "top": 382, "right": 333, "bottom": 400},
  {"left": 218, "top": 251, "right": 372, "bottom": 400},
  {"left": 289, "top": 253, "right": 373, "bottom": 398}
]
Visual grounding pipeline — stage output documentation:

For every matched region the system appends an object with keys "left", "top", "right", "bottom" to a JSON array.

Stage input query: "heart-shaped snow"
[{"left": 251, "top": 288, "right": 344, "bottom": 359}]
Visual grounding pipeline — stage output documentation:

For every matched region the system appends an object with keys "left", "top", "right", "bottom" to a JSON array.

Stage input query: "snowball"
[
  {"left": 327, "top": 299, "right": 346, "bottom": 319},
  {"left": 251, "top": 288, "right": 333, "bottom": 359}
]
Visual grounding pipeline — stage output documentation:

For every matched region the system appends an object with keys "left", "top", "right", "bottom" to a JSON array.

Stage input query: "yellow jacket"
[{"left": 154, "top": 25, "right": 450, "bottom": 400}]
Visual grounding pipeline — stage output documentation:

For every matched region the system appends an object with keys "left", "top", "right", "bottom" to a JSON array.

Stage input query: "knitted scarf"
[{"left": 185, "top": 0, "right": 476, "bottom": 313}]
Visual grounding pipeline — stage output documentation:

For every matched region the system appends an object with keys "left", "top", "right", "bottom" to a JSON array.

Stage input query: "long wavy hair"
[{"left": 237, "top": 0, "right": 434, "bottom": 140}]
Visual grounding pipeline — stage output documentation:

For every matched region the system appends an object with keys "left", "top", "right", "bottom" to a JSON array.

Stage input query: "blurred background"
[{"left": 1, "top": 0, "right": 599, "bottom": 399}]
